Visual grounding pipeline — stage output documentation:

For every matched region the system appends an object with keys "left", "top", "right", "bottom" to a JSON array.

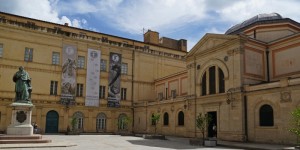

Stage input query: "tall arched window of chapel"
[{"left": 201, "top": 66, "right": 225, "bottom": 95}]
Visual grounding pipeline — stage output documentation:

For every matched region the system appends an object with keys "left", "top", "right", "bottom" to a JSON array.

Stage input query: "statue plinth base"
[{"left": 7, "top": 102, "right": 34, "bottom": 135}]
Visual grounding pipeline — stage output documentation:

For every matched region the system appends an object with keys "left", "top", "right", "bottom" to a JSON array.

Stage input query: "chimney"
[
  {"left": 64, "top": 23, "right": 69, "bottom": 26},
  {"left": 144, "top": 30, "right": 159, "bottom": 45},
  {"left": 178, "top": 39, "right": 187, "bottom": 52}
]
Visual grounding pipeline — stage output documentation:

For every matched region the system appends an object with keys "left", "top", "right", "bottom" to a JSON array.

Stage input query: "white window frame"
[
  {"left": 121, "top": 63, "right": 128, "bottom": 74},
  {"left": 0, "top": 43, "right": 3, "bottom": 57},
  {"left": 52, "top": 52, "right": 60, "bottom": 65},
  {"left": 100, "top": 59, "right": 107, "bottom": 72},
  {"left": 77, "top": 56, "right": 85, "bottom": 69},
  {"left": 76, "top": 84, "right": 84, "bottom": 97},
  {"left": 99, "top": 85, "right": 105, "bottom": 99},
  {"left": 121, "top": 88, "right": 127, "bottom": 100},
  {"left": 50, "top": 81, "right": 58, "bottom": 95},
  {"left": 96, "top": 113, "right": 106, "bottom": 131},
  {"left": 24, "top": 47, "right": 33, "bottom": 62}
]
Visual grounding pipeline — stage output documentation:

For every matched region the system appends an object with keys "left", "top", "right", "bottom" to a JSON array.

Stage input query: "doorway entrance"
[
  {"left": 45, "top": 110, "right": 59, "bottom": 133},
  {"left": 207, "top": 111, "right": 217, "bottom": 137}
]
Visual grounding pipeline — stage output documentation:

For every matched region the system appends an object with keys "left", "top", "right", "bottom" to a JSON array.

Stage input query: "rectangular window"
[
  {"left": 96, "top": 118, "right": 106, "bottom": 130},
  {"left": 100, "top": 59, "right": 107, "bottom": 72},
  {"left": 171, "top": 90, "right": 176, "bottom": 98},
  {"left": 121, "top": 88, "right": 127, "bottom": 100},
  {"left": 76, "top": 84, "right": 83, "bottom": 97},
  {"left": 50, "top": 81, "right": 58, "bottom": 95},
  {"left": 24, "top": 47, "right": 33, "bottom": 62},
  {"left": 77, "top": 56, "right": 85, "bottom": 69},
  {"left": 52, "top": 52, "right": 60, "bottom": 65},
  {"left": 77, "top": 118, "right": 83, "bottom": 129},
  {"left": 121, "top": 63, "right": 128, "bottom": 74},
  {"left": 0, "top": 43, "right": 3, "bottom": 57},
  {"left": 99, "top": 86, "right": 106, "bottom": 99},
  {"left": 158, "top": 92, "right": 163, "bottom": 101}
]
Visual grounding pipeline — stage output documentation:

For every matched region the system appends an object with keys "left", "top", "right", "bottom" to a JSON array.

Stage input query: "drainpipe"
[
  {"left": 243, "top": 94, "right": 248, "bottom": 142},
  {"left": 131, "top": 45, "right": 135, "bottom": 132},
  {"left": 266, "top": 47, "right": 270, "bottom": 82}
]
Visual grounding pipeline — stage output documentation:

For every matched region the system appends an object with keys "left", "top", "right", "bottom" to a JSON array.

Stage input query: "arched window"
[
  {"left": 209, "top": 66, "right": 216, "bottom": 94},
  {"left": 201, "top": 72, "right": 206, "bottom": 96},
  {"left": 218, "top": 68, "right": 225, "bottom": 93},
  {"left": 259, "top": 104, "right": 274, "bottom": 126},
  {"left": 201, "top": 66, "right": 225, "bottom": 95},
  {"left": 118, "top": 114, "right": 128, "bottom": 130},
  {"left": 96, "top": 113, "right": 106, "bottom": 132},
  {"left": 178, "top": 111, "right": 184, "bottom": 126},
  {"left": 73, "top": 111, "right": 84, "bottom": 130},
  {"left": 163, "top": 112, "right": 169, "bottom": 126}
]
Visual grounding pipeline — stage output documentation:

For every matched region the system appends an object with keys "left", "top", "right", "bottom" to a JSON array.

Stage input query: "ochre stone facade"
[{"left": 1, "top": 12, "right": 300, "bottom": 144}]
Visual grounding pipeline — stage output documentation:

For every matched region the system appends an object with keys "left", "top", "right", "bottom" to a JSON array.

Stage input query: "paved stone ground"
[{"left": 1, "top": 134, "right": 243, "bottom": 150}]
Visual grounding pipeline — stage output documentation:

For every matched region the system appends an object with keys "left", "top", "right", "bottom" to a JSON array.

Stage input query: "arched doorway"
[{"left": 45, "top": 110, "right": 59, "bottom": 133}]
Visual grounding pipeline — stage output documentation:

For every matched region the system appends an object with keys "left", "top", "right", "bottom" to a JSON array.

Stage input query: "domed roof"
[{"left": 225, "top": 13, "right": 283, "bottom": 34}]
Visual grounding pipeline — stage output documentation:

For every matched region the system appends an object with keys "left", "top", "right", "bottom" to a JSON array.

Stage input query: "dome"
[{"left": 225, "top": 13, "right": 283, "bottom": 35}]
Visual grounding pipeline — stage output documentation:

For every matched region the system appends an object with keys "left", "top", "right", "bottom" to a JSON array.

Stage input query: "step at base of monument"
[
  {"left": 0, "top": 134, "right": 42, "bottom": 140},
  {"left": 0, "top": 139, "right": 52, "bottom": 144},
  {"left": 0, "top": 134, "right": 51, "bottom": 144}
]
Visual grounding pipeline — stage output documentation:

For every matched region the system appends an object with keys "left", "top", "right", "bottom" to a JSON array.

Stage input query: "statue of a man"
[{"left": 13, "top": 66, "right": 32, "bottom": 103}]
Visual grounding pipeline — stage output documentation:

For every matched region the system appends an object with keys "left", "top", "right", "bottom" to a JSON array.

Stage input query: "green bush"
[{"left": 289, "top": 107, "right": 300, "bottom": 142}]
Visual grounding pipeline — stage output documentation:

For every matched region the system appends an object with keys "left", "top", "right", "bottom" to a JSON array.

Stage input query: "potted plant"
[
  {"left": 190, "top": 113, "right": 212, "bottom": 146},
  {"left": 289, "top": 107, "right": 300, "bottom": 149}
]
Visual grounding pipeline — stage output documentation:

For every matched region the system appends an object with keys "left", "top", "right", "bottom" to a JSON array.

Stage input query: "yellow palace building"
[{"left": 1, "top": 12, "right": 300, "bottom": 144}]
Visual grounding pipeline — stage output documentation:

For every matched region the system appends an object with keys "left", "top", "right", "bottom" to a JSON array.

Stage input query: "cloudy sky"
[{"left": 0, "top": 0, "right": 299, "bottom": 50}]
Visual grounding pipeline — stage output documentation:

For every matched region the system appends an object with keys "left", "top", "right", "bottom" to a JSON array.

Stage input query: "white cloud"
[
  {"left": 56, "top": 0, "right": 207, "bottom": 34},
  {"left": 0, "top": 0, "right": 87, "bottom": 28},
  {"left": 205, "top": 27, "right": 224, "bottom": 34}
]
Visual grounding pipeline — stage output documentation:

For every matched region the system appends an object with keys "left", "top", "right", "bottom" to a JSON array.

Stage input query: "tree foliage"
[
  {"left": 289, "top": 107, "right": 300, "bottom": 141},
  {"left": 151, "top": 113, "right": 160, "bottom": 134},
  {"left": 196, "top": 113, "right": 212, "bottom": 144},
  {"left": 70, "top": 117, "right": 78, "bottom": 131}
]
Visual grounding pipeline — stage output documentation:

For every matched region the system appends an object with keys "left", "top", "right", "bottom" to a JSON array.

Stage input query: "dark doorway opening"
[
  {"left": 45, "top": 110, "right": 59, "bottom": 133},
  {"left": 207, "top": 111, "right": 217, "bottom": 137}
]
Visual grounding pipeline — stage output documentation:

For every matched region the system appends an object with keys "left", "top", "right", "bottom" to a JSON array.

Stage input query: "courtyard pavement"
[{"left": 0, "top": 134, "right": 295, "bottom": 150}]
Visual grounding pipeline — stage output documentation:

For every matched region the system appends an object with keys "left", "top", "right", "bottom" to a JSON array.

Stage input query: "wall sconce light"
[
  {"left": 197, "top": 65, "right": 201, "bottom": 70},
  {"left": 157, "top": 107, "right": 161, "bottom": 113},
  {"left": 226, "top": 88, "right": 235, "bottom": 105}
]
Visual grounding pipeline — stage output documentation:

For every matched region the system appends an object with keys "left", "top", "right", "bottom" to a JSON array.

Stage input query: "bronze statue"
[{"left": 13, "top": 66, "right": 32, "bottom": 103}]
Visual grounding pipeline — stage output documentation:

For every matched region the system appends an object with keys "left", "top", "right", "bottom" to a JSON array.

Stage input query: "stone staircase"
[{"left": 0, "top": 134, "right": 51, "bottom": 144}]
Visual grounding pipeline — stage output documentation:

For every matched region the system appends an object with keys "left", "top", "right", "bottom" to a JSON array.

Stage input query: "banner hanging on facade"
[
  {"left": 107, "top": 52, "right": 122, "bottom": 107},
  {"left": 61, "top": 44, "right": 77, "bottom": 105},
  {"left": 85, "top": 49, "right": 101, "bottom": 107}
]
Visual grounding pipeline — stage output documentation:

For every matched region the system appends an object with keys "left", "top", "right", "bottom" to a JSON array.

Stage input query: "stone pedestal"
[{"left": 7, "top": 102, "right": 34, "bottom": 135}]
